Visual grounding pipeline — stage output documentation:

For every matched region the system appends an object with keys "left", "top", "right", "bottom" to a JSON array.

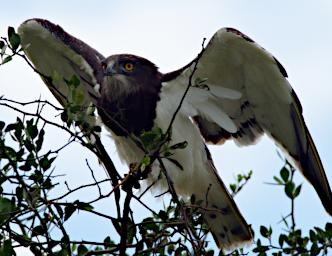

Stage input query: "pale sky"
[{"left": 1, "top": 1, "right": 332, "bottom": 254}]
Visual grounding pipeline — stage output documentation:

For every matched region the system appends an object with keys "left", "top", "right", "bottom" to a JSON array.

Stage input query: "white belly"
[{"left": 110, "top": 87, "right": 213, "bottom": 198}]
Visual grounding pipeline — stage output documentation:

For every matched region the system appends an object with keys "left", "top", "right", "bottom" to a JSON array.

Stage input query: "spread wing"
[
  {"left": 18, "top": 19, "right": 104, "bottom": 123},
  {"left": 162, "top": 27, "right": 332, "bottom": 215}
]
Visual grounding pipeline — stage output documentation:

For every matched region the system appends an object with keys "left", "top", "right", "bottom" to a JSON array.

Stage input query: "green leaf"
[
  {"left": 237, "top": 174, "right": 243, "bottom": 182},
  {"left": 0, "top": 44, "right": 7, "bottom": 57},
  {"left": 2, "top": 56, "right": 12, "bottom": 64},
  {"left": 175, "top": 247, "right": 186, "bottom": 255},
  {"left": 278, "top": 234, "right": 287, "bottom": 247},
  {"left": 273, "top": 176, "right": 283, "bottom": 185},
  {"left": 13, "top": 118, "right": 24, "bottom": 143},
  {"left": 140, "top": 127, "right": 165, "bottom": 151},
  {"left": 325, "top": 222, "right": 332, "bottom": 237},
  {"left": 310, "top": 242, "right": 320, "bottom": 256},
  {"left": 26, "top": 152, "right": 36, "bottom": 167},
  {"left": 70, "top": 244, "right": 76, "bottom": 253},
  {"left": 67, "top": 74, "right": 80, "bottom": 87},
  {"left": 260, "top": 226, "right": 270, "bottom": 238},
  {"left": 110, "top": 217, "right": 122, "bottom": 234},
  {"left": 0, "top": 41, "right": 4, "bottom": 50},
  {"left": 230, "top": 184, "right": 237, "bottom": 193},
  {"left": 71, "top": 87, "right": 85, "bottom": 105},
  {"left": 293, "top": 184, "right": 302, "bottom": 198},
  {"left": 140, "top": 155, "right": 151, "bottom": 171},
  {"left": 23, "top": 186, "right": 40, "bottom": 206},
  {"left": 76, "top": 201, "right": 94, "bottom": 211},
  {"left": 142, "top": 217, "right": 158, "bottom": 232},
  {"left": 24, "top": 139, "right": 34, "bottom": 151},
  {"left": 4, "top": 123, "right": 16, "bottom": 132},
  {"left": 309, "top": 229, "right": 317, "bottom": 242},
  {"left": 0, "top": 239, "right": 12, "bottom": 256},
  {"left": 43, "top": 177, "right": 54, "bottom": 190},
  {"left": 26, "top": 120, "right": 38, "bottom": 140},
  {"left": 29, "top": 170, "right": 43, "bottom": 183},
  {"left": 4, "top": 146, "right": 17, "bottom": 161},
  {"left": 40, "top": 156, "right": 56, "bottom": 171},
  {"left": 36, "top": 129, "right": 45, "bottom": 152},
  {"left": 93, "top": 125, "right": 101, "bottom": 132},
  {"left": 158, "top": 210, "right": 168, "bottom": 221},
  {"left": 163, "top": 151, "right": 173, "bottom": 157},
  {"left": 103, "top": 236, "right": 114, "bottom": 249},
  {"left": 0, "top": 121, "right": 5, "bottom": 130},
  {"left": 166, "top": 158, "right": 183, "bottom": 170},
  {"left": 54, "top": 203, "right": 64, "bottom": 219},
  {"left": 206, "top": 250, "right": 214, "bottom": 256},
  {"left": 77, "top": 244, "right": 88, "bottom": 256},
  {"left": 127, "top": 219, "right": 136, "bottom": 244},
  {"left": 135, "top": 240, "right": 144, "bottom": 253},
  {"left": 31, "top": 225, "right": 46, "bottom": 237},
  {"left": 15, "top": 186, "right": 23, "bottom": 202},
  {"left": 0, "top": 197, "right": 16, "bottom": 225},
  {"left": 64, "top": 204, "right": 76, "bottom": 221},
  {"left": 167, "top": 244, "right": 175, "bottom": 254},
  {"left": 61, "top": 110, "right": 69, "bottom": 123},
  {"left": 285, "top": 181, "right": 295, "bottom": 199},
  {"left": 280, "top": 167, "right": 289, "bottom": 182},
  {"left": 169, "top": 141, "right": 188, "bottom": 150},
  {"left": 19, "top": 163, "right": 31, "bottom": 171},
  {"left": 8, "top": 26, "right": 21, "bottom": 51}
]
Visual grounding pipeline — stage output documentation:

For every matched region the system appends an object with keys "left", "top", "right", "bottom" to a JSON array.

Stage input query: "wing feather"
[
  {"left": 163, "top": 27, "right": 332, "bottom": 215},
  {"left": 18, "top": 18, "right": 104, "bottom": 108}
]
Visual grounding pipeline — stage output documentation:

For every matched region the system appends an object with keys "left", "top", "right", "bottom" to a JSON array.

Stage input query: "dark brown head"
[
  {"left": 98, "top": 54, "right": 163, "bottom": 136},
  {"left": 101, "top": 54, "right": 162, "bottom": 100}
]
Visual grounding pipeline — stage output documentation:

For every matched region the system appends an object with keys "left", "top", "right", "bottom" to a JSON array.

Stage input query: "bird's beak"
[
  {"left": 104, "top": 68, "right": 115, "bottom": 76},
  {"left": 103, "top": 61, "right": 116, "bottom": 76}
]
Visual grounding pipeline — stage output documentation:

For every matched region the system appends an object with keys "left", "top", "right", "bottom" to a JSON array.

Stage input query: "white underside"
[
  {"left": 110, "top": 81, "right": 252, "bottom": 248},
  {"left": 111, "top": 81, "right": 213, "bottom": 198}
]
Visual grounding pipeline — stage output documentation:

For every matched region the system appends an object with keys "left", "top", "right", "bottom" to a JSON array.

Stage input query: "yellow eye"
[{"left": 124, "top": 62, "right": 134, "bottom": 72}]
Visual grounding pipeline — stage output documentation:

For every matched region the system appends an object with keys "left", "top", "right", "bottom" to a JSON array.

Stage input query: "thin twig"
[
  {"left": 165, "top": 38, "right": 206, "bottom": 137},
  {"left": 86, "top": 159, "right": 102, "bottom": 196}
]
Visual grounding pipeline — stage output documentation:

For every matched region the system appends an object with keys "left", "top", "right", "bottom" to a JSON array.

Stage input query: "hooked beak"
[
  {"left": 104, "top": 68, "right": 115, "bottom": 76},
  {"left": 102, "top": 61, "right": 116, "bottom": 76}
]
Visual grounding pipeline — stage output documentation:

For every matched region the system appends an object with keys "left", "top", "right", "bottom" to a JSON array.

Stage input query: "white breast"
[{"left": 110, "top": 81, "right": 214, "bottom": 198}]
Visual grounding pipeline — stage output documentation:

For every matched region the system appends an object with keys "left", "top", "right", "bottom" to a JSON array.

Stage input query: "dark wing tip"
[
  {"left": 273, "top": 56, "right": 288, "bottom": 78},
  {"left": 19, "top": 18, "right": 105, "bottom": 99},
  {"left": 224, "top": 27, "right": 289, "bottom": 78},
  {"left": 21, "top": 18, "right": 66, "bottom": 36},
  {"left": 22, "top": 18, "right": 54, "bottom": 24},
  {"left": 225, "top": 27, "right": 255, "bottom": 43},
  {"left": 20, "top": 18, "right": 105, "bottom": 62}
]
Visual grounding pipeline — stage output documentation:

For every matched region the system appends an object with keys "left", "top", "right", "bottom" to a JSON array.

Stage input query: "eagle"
[{"left": 18, "top": 18, "right": 332, "bottom": 249}]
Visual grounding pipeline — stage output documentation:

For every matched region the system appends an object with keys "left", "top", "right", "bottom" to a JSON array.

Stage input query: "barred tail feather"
[{"left": 197, "top": 160, "right": 253, "bottom": 249}]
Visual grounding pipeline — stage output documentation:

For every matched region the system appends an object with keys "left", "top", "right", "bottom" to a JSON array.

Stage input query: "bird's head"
[{"left": 101, "top": 54, "right": 162, "bottom": 100}]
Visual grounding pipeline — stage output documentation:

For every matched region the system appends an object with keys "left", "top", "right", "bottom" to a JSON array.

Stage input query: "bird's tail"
[{"left": 195, "top": 160, "right": 253, "bottom": 249}]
